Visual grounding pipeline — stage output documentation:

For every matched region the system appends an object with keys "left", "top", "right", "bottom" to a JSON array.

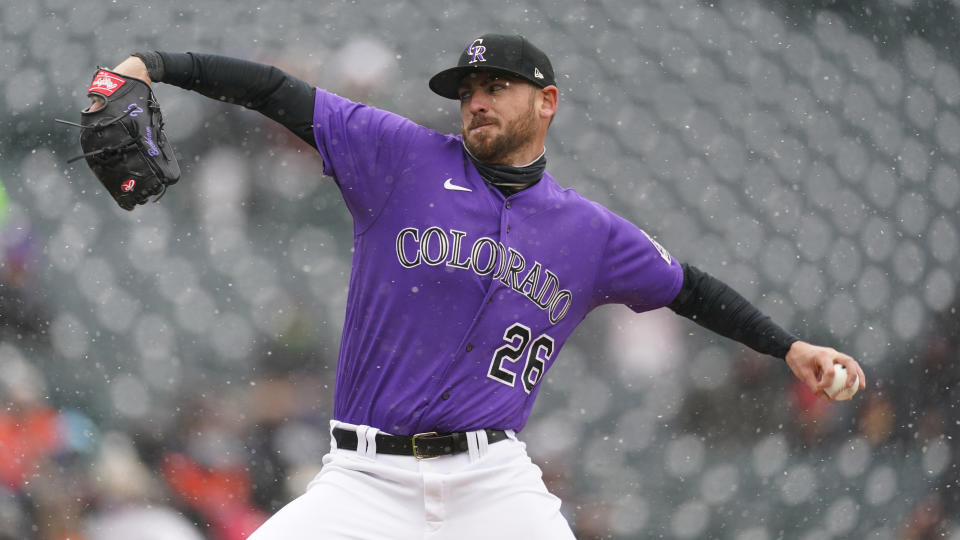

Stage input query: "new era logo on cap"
[{"left": 429, "top": 33, "right": 556, "bottom": 100}]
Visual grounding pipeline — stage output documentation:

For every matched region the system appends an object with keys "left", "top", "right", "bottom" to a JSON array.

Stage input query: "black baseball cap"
[{"left": 429, "top": 33, "right": 556, "bottom": 99}]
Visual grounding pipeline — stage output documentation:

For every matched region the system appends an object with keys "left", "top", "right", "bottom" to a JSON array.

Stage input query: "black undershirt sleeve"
[
  {"left": 148, "top": 51, "right": 317, "bottom": 146},
  {"left": 667, "top": 263, "right": 799, "bottom": 359}
]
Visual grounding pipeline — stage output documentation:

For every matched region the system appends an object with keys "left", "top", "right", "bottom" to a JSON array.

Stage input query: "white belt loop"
[
  {"left": 466, "top": 431, "right": 480, "bottom": 462},
  {"left": 364, "top": 426, "right": 380, "bottom": 457},
  {"left": 475, "top": 429, "right": 490, "bottom": 459},
  {"left": 329, "top": 419, "right": 340, "bottom": 450},
  {"left": 355, "top": 425, "right": 369, "bottom": 456}
]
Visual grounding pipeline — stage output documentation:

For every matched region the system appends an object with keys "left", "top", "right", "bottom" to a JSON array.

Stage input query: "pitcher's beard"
[{"left": 462, "top": 108, "right": 538, "bottom": 165}]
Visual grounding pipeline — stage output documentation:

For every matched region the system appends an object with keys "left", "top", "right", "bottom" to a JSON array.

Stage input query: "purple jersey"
[{"left": 312, "top": 90, "right": 683, "bottom": 435}]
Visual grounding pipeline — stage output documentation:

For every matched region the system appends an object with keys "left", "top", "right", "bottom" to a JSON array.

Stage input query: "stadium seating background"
[{"left": 0, "top": 0, "right": 958, "bottom": 538}]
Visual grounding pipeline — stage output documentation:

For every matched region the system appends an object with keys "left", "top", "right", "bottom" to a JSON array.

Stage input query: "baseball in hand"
[{"left": 824, "top": 364, "right": 859, "bottom": 400}]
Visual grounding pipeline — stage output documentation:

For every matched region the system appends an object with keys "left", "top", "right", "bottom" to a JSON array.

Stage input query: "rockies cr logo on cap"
[
  {"left": 428, "top": 34, "right": 556, "bottom": 100},
  {"left": 467, "top": 38, "right": 487, "bottom": 64}
]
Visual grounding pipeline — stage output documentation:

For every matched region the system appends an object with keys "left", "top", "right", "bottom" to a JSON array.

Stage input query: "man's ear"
[{"left": 537, "top": 85, "right": 559, "bottom": 120}]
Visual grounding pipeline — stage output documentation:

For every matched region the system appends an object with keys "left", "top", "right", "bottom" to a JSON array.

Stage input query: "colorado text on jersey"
[{"left": 395, "top": 226, "right": 573, "bottom": 324}]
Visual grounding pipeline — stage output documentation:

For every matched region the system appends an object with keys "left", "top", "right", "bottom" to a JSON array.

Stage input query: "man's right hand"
[{"left": 784, "top": 340, "right": 866, "bottom": 401}]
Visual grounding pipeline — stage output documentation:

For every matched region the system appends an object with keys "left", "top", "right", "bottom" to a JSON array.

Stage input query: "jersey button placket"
[{"left": 502, "top": 200, "right": 512, "bottom": 240}]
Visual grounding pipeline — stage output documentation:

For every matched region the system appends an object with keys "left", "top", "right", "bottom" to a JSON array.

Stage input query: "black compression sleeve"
[
  {"left": 667, "top": 263, "right": 799, "bottom": 359},
  {"left": 132, "top": 51, "right": 164, "bottom": 81},
  {"left": 154, "top": 52, "right": 316, "bottom": 146}
]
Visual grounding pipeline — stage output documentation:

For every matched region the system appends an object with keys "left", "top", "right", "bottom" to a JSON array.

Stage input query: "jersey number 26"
[{"left": 488, "top": 323, "right": 555, "bottom": 393}]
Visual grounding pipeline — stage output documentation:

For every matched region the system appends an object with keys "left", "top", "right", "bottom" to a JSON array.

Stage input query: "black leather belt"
[{"left": 332, "top": 427, "right": 509, "bottom": 459}]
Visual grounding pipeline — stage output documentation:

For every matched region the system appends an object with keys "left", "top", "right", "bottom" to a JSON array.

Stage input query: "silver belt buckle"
[{"left": 411, "top": 431, "right": 439, "bottom": 460}]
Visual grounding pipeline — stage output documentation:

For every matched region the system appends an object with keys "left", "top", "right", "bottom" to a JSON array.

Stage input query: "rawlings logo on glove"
[
  {"left": 57, "top": 68, "right": 180, "bottom": 211},
  {"left": 90, "top": 70, "right": 126, "bottom": 96}
]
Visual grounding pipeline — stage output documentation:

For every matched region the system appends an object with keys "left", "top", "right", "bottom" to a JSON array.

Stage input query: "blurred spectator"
[
  {"left": 900, "top": 493, "right": 947, "bottom": 540},
  {"left": 159, "top": 389, "right": 268, "bottom": 540},
  {"left": 162, "top": 450, "right": 267, "bottom": 540},
  {"left": 244, "top": 370, "right": 331, "bottom": 507},
  {"left": 0, "top": 354, "right": 101, "bottom": 539},
  {"left": 83, "top": 432, "right": 203, "bottom": 540},
  {"left": 85, "top": 506, "right": 206, "bottom": 540},
  {"left": 0, "top": 206, "right": 47, "bottom": 339},
  {"left": 0, "top": 355, "right": 59, "bottom": 492},
  {"left": 913, "top": 293, "right": 960, "bottom": 520},
  {"left": 0, "top": 487, "right": 28, "bottom": 540}
]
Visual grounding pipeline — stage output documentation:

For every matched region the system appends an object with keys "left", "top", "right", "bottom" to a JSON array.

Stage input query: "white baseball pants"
[{"left": 248, "top": 421, "right": 575, "bottom": 540}]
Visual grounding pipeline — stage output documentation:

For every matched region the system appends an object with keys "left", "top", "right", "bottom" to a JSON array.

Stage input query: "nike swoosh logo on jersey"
[{"left": 443, "top": 178, "right": 472, "bottom": 192}]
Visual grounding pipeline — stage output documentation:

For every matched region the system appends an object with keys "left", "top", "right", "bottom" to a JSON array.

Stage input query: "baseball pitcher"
[{"left": 73, "top": 34, "right": 866, "bottom": 539}]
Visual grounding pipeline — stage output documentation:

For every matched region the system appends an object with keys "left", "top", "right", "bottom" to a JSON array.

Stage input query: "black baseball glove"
[{"left": 58, "top": 68, "right": 180, "bottom": 211}]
